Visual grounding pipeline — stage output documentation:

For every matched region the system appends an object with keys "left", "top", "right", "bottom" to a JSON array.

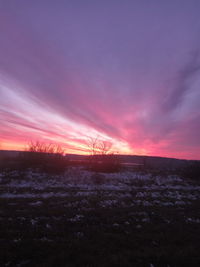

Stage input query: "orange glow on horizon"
[
  {"left": 1, "top": 138, "right": 135, "bottom": 156},
  {"left": 1, "top": 139, "right": 198, "bottom": 160}
]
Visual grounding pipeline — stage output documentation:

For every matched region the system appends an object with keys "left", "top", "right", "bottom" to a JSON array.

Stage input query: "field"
[{"left": 0, "top": 167, "right": 200, "bottom": 266}]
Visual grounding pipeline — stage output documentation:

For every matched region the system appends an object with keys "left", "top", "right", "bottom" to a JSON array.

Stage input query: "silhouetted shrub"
[
  {"left": 18, "top": 151, "right": 68, "bottom": 174},
  {"left": 17, "top": 142, "right": 68, "bottom": 174}
]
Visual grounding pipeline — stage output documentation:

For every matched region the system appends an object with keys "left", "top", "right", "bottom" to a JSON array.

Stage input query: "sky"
[{"left": 0, "top": 0, "right": 200, "bottom": 159}]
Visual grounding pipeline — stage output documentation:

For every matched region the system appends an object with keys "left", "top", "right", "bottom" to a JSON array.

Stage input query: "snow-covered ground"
[
  {"left": 1, "top": 167, "right": 200, "bottom": 266},
  {"left": 1, "top": 167, "right": 200, "bottom": 211}
]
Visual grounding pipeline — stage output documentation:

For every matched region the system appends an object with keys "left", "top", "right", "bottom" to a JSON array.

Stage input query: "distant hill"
[
  {"left": 0, "top": 150, "right": 198, "bottom": 170},
  {"left": 65, "top": 153, "right": 197, "bottom": 170},
  {"left": 0, "top": 150, "right": 20, "bottom": 159}
]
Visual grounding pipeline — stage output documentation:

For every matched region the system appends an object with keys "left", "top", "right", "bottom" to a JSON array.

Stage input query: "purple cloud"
[{"left": 0, "top": 0, "right": 200, "bottom": 159}]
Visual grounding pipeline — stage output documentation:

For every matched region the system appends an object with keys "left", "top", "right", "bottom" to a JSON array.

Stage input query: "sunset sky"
[{"left": 0, "top": 0, "right": 200, "bottom": 159}]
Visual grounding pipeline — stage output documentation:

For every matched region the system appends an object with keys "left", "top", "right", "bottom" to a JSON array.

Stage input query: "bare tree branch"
[
  {"left": 26, "top": 141, "right": 65, "bottom": 155},
  {"left": 87, "top": 137, "right": 112, "bottom": 155}
]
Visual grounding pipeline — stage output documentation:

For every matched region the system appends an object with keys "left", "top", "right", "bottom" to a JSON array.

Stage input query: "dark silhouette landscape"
[{"left": 0, "top": 146, "right": 200, "bottom": 266}]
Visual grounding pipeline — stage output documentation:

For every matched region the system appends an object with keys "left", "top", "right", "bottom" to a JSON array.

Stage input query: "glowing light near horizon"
[{"left": 0, "top": 83, "right": 134, "bottom": 155}]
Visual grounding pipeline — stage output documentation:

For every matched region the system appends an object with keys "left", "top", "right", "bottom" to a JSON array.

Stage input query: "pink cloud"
[{"left": 0, "top": 1, "right": 200, "bottom": 160}]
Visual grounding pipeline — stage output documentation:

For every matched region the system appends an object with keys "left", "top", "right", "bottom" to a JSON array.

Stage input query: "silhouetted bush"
[
  {"left": 17, "top": 142, "right": 68, "bottom": 174},
  {"left": 85, "top": 137, "right": 121, "bottom": 173},
  {"left": 18, "top": 151, "right": 68, "bottom": 174}
]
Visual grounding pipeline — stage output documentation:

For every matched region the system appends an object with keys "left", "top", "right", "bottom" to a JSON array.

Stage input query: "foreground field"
[{"left": 0, "top": 167, "right": 200, "bottom": 267}]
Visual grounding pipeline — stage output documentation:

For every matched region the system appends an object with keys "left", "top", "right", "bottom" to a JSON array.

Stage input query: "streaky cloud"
[{"left": 0, "top": 1, "right": 200, "bottom": 159}]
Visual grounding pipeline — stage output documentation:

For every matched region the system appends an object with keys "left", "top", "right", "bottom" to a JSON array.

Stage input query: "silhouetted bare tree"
[
  {"left": 87, "top": 137, "right": 121, "bottom": 173},
  {"left": 87, "top": 137, "right": 112, "bottom": 155}
]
